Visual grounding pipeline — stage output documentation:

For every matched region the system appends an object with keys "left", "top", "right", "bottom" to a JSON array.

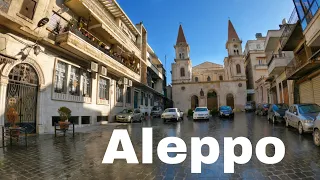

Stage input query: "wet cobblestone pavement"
[{"left": 1, "top": 112, "right": 320, "bottom": 179}]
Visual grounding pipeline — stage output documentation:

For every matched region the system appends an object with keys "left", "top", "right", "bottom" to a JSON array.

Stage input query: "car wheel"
[
  {"left": 314, "top": 129, "right": 320, "bottom": 146},
  {"left": 298, "top": 122, "right": 304, "bottom": 135},
  {"left": 272, "top": 116, "right": 276, "bottom": 124}
]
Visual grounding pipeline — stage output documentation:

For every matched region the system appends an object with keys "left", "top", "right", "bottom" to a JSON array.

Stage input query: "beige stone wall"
[{"left": 172, "top": 81, "right": 247, "bottom": 113}]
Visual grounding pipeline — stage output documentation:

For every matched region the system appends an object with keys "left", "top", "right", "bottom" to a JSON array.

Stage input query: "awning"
[{"left": 0, "top": 52, "right": 17, "bottom": 64}]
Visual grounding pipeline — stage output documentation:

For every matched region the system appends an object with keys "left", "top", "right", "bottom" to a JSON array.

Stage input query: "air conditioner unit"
[
  {"left": 100, "top": 66, "right": 107, "bottom": 76},
  {"left": 123, "top": 77, "right": 128, "bottom": 85},
  {"left": 128, "top": 80, "right": 132, "bottom": 87},
  {"left": 91, "top": 62, "right": 98, "bottom": 72}
]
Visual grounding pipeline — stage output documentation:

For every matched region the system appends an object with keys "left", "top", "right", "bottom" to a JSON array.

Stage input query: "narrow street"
[{"left": 0, "top": 113, "right": 319, "bottom": 180}]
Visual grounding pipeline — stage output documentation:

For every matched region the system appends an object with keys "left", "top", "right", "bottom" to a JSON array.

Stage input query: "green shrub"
[
  {"left": 188, "top": 109, "right": 194, "bottom": 117},
  {"left": 210, "top": 108, "right": 218, "bottom": 116},
  {"left": 58, "top": 107, "right": 72, "bottom": 121}
]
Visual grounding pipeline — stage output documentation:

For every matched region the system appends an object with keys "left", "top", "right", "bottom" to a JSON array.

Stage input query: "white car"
[
  {"left": 193, "top": 107, "right": 210, "bottom": 121},
  {"left": 161, "top": 108, "right": 184, "bottom": 123}
]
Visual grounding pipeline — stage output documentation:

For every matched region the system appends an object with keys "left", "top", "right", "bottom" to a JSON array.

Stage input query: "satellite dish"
[{"left": 37, "top": 17, "right": 50, "bottom": 28}]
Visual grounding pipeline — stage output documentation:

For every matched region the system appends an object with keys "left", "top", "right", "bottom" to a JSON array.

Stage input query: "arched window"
[
  {"left": 236, "top": 50, "right": 239, "bottom": 55},
  {"left": 207, "top": 76, "right": 211, "bottom": 82},
  {"left": 219, "top": 75, "right": 223, "bottom": 81},
  {"left": 180, "top": 68, "right": 185, "bottom": 77},
  {"left": 179, "top": 53, "right": 182, "bottom": 59},
  {"left": 234, "top": 50, "right": 236, "bottom": 54},
  {"left": 236, "top": 64, "right": 241, "bottom": 74},
  {"left": 182, "top": 53, "right": 185, "bottom": 59},
  {"left": 195, "top": 77, "right": 199, "bottom": 82}
]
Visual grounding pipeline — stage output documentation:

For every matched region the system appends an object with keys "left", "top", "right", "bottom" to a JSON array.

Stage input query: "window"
[
  {"left": 81, "top": 116, "right": 91, "bottom": 125},
  {"left": 116, "top": 83, "right": 123, "bottom": 103},
  {"left": 180, "top": 68, "right": 185, "bottom": 77},
  {"left": 182, "top": 53, "right": 185, "bottom": 59},
  {"left": 145, "top": 94, "right": 149, "bottom": 106},
  {"left": 54, "top": 61, "right": 67, "bottom": 93},
  {"left": 207, "top": 76, "right": 211, "bottom": 82},
  {"left": 69, "top": 66, "right": 80, "bottom": 95},
  {"left": 195, "top": 77, "right": 199, "bottom": 82},
  {"left": 19, "top": 0, "right": 38, "bottom": 20},
  {"left": 82, "top": 71, "right": 92, "bottom": 97},
  {"left": 219, "top": 75, "right": 223, "bottom": 81},
  {"left": 97, "top": 116, "right": 108, "bottom": 122},
  {"left": 257, "top": 44, "right": 261, "bottom": 49},
  {"left": 294, "top": 0, "right": 320, "bottom": 30},
  {"left": 99, "top": 77, "right": 109, "bottom": 100},
  {"left": 126, "top": 87, "right": 132, "bottom": 104},
  {"left": 141, "top": 92, "right": 144, "bottom": 105},
  {"left": 236, "top": 64, "right": 241, "bottom": 74}
]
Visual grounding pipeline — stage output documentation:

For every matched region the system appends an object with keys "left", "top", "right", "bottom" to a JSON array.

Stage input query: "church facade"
[{"left": 171, "top": 21, "right": 247, "bottom": 112}]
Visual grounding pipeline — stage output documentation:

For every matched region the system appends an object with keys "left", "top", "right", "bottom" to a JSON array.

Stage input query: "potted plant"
[
  {"left": 6, "top": 108, "right": 20, "bottom": 137},
  {"left": 58, "top": 107, "right": 71, "bottom": 130}
]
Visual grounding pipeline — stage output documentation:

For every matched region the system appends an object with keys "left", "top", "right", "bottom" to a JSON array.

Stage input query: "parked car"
[
  {"left": 245, "top": 101, "right": 256, "bottom": 112},
  {"left": 219, "top": 106, "right": 234, "bottom": 118},
  {"left": 116, "top": 109, "right": 143, "bottom": 123},
  {"left": 268, "top": 104, "right": 289, "bottom": 124},
  {"left": 256, "top": 104, "right": 270, "bottom": 116},
  {"left": 151, "top": 106, "right": 163, "bottom": 118},
  {"left": 193, "top": 107, "right": 210, "bottom": 121},
  {"left": 285, "top": 104, "right": 320, "bottom": 134},
  {"left": 161, "top": 108, "right": 184, "bottom": 123},
  {"left": 313, "top": 115, "right": 320, "bottom": 146}
]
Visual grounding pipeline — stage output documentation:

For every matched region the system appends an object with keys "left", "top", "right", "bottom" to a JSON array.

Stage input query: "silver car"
[
  {"left": 285, "top": 104, "right": 320, "bottom": 134},
  {"left": 116, "top": 109, "right": 143, "bottom": 123}
]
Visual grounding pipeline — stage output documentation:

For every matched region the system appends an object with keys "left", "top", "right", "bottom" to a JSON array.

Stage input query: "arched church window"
[
  {"left": 182, "top": 53, "right": 185, "bottom": 59},
  {"left": 234, "top": 50, "right": 236, "bottom": 54},
  {"left": 219, "top": 75, "right": 223, "bottom": 81},
  {"left": 236, "top": 64, "right": 241, "bottom": 74},
  {"left": 179, "top": 53, "right": 182, "bottom": 59},
  {"left": 237, "top": 50, "right": 239, "bottom": 55},
  {"left": 195, "top": 77, "right": 199, "bottom": 82},
  {"left": 207, "top": 76, "right": 211, "bottom": 82},
  {"left": 180, "top": 68, "right": 185, "bottom": 77}
]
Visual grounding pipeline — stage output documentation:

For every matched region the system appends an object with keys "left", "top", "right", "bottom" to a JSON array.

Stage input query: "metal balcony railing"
[
  {"left": 285, "top": 56, "right": 307, "bottom": 78},
  {"left": 280, "top": 8, "right": 299, "bottom": 49},
  {"left": 0, "top": 0, "right": 11, "bottom": 13},
  {"left": 59, "top": 24, "right": 140, "bottom": 75}
]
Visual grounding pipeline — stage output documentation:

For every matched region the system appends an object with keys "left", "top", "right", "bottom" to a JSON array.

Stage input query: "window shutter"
[{"left": 20, "top": 0, "right": 37, "bottom": 20}]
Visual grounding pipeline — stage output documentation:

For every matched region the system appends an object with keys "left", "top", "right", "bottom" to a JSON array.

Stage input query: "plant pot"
[
  {"left": 11, "top": 129, "right": 20, "bottom": 138},
  {"left": 59, "top": 121, "right": 70, "bottom": 130}
]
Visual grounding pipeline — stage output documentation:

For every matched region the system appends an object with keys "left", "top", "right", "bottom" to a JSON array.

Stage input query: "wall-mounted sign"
[{"left": 247, "top": 89, "right": 255, "bottom": 94}]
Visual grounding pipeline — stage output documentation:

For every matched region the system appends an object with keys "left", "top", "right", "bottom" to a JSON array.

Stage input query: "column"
[{"left": 281, "top": 81, "right": 284, "bottom": 103}]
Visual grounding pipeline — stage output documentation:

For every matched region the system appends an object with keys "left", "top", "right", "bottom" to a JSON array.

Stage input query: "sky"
[{"left": 117, "top": 0, "right": 295, "bottom": 85}]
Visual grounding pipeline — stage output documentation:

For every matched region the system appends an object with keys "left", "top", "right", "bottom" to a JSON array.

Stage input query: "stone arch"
[
  {"left": 191, "top": 95, "right": 199, "bottom": 110},
  {"left": 207, "top": 90, "right": 218, "bottom": 110},
  {"left": 1, "top": 58, "right": 45, "bottom": 89},
  {"left": 226, "top": 93, "right": 235, "bottom": 109}
]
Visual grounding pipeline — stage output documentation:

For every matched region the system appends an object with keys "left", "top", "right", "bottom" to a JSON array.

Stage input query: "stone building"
[
  {"left": 279, "top": 1, "right": 320, "bottom": 105},
  {"left": 244, "top": 34, "right": 269, "bottom": 104},
  {"left": 0, "top": 0, "right": 166, "bottom": 134},
  {"left": 171, "top": 21, "right": 247, "bottom": 112}
]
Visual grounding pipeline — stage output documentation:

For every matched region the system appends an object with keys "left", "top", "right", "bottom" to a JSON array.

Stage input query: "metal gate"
[{"left": 5, "top": 64, "right": 38, "bottom": 134}]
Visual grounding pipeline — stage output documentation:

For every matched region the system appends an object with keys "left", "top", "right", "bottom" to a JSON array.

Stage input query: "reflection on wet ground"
[{"left": 0, "top": 112, "right": 319, "bottom": 179}]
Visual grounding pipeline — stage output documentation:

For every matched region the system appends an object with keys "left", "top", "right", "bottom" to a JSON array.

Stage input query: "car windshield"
[
  {"left": 195, "top": 108, "right": 208, "bottom": 112},
  {"left": 121, "top": 109, "right": 133, "bottom": 113},
  {"left": 164, "top": 109, "right": 176, "bottom": 113},
  {"left": 263, "top": 104, "right": 270, "bottom": 108},
  {"left": 299, "top": 104, "right": 320, "bottom": 114},
  {"left": 273, "top": 104, "right": 289, "bottom": 111},
  {"left": 220, "top": 106, "right": 232, "bottom": 110},
  {"left": 246, "top": 103, "right": 252, "bottom": 106}
]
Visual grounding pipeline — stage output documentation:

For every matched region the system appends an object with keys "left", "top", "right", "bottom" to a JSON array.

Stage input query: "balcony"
[
  {"left": 304, "top": 5, "right": 320, "bottom": 47},
  {"left": 285, "top": 49, "right": 320, "bottom": 80},
  {"left": 255, "top": 64, "right": 268, "bottom": 70},
  {"left": 56, "top": 28, "right": 141, "bottom": 82},
  {"left": 265, "top": 30, "right": 283, "bottom": 52},
  {"left": 0, "top": 0, "right": 11, "bottom": 13},
  {"left": 64, "top": 0, "right": 142, "bottom": 58},
  {"left": 268, "top": 53, "right": 289, "bottom": 76},
  {"left": 146, "top": 60, "right": 163, "bottom": 80},
  {"left": 280, "top": 9, "right": 302, "bottom": 51}
]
